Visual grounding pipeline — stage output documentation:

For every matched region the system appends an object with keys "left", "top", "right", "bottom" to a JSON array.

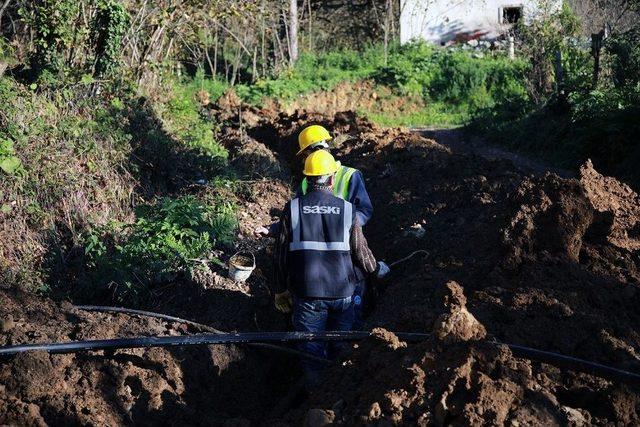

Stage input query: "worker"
[
  {"left": 272, "top": 150, "right": 389, "bottom": 384},
  {"left": 295, "top": 125, "right": 373, "bottom": 225},
  {"left": 254, "top": 125, "right": 373, "bottom": 234},
  {"left": 255, "top": 124, "right": 375, "bottom": 326}
]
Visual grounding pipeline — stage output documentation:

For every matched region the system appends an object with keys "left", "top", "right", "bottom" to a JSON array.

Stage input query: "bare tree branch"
[{"left": 0, "top": 0, "right": 12, "bottom": 30}]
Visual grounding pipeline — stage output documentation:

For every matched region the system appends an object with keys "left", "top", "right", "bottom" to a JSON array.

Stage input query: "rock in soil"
[{"left": 432, "top": 281, "right": 487, "bottom": 343}]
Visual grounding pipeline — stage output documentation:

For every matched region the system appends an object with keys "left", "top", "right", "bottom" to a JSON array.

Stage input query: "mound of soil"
[
  {"left": 0, "top": 289, "right": 291, "bottom": 426},
  {"left": 580, "top": 159, "right": 640, "bottom": 251},
  {"left": 263, "top": 80, "right": 425, "bottom": 118},
  {"left": 2, "top": 104, "right": 640, "bottom": 425}
]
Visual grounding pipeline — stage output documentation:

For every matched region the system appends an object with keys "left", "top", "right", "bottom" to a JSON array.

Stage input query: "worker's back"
[{"left": 288, "top": 190, "right": 357, "bottom": 299}]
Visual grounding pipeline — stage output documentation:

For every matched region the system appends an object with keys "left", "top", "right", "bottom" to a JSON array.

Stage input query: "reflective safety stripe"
[
  {"left": 289, "top": 198, "right": 352, "bottom": 252},
  {"left": 290, "top": 241, "right": 350, "bottom": 251},
  {"left": 291, "top": 198, "right": 301, "bottom": 243}
]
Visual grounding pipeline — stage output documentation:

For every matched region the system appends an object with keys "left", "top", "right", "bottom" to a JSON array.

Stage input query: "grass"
[
  {"left": 177, "top": 42, "right": 529, "bottom": 128},
  {"left": 234, "top": 46, "right": 387, "bottom": 104},
  {"left": 363, "top": 102, "right": 467, "bottom": 128},
  {"left": 152, "top": 73, "right": 228, "bottom": 159}
]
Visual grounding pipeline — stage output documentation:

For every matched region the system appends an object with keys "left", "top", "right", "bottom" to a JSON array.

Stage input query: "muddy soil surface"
[
  {"left": 0, "top": 289, "right": 298, "bottom": 425},
  {"left": 2, "top": 98, "right": 640, "bottom": 425},
  {"left": 220, "top": 104, "right": 640, "bottom": 425}
]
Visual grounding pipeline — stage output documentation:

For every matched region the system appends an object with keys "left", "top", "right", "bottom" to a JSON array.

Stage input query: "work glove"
[
  {"left": 376, "top": 261, "right": 390, "bottom": 279},
  {"left": 274, "top": 290, "right": 293, "bottom": 313},
  {"left": 253, "top": 226, "right": 270, "bottom": 239}
]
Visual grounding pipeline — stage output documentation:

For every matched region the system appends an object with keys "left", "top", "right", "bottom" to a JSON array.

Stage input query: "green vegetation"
[
  {"left": 28, "top": 0, "right": 81, "bottom": 74},
  {"left": 155, "top": 75, "right": 228, "bottom": 159},
  {"left": 83, "top": 196, "right": 236, "bottom": 303},
  {"left": 0, "top": 75, "right": 134, "bottom": 292},
  {"left": 0, "top": 138, "right": 24, "bottom": 177},
  {"left": 375, "top": 43, "right": 528, "bottom": 113},
  {"left": 472, "top": 5, "right": 640, "bottom": 186},
  {"left": 364, "top": 103, "right": 466, "bottom": 128},
  {"left": 91, "top": 0, "right": 129, "bottom": 77},
  {"left": 182, "top": 42, "right": 528, "bottom": 127},
  {"left": 234, "top": 47, "right": 387, "bottom": 104},
  {"left": 0, "top": 69, "right": 233, "bottom": 301}
]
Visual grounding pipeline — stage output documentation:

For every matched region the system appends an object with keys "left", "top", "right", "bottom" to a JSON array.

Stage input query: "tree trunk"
[
  {"left": 252, "top": 45, "right": 258, "bottom": 81},
  {"left": 289, "top": 0, "right": 298, "bottom": 65},
  {"left": 554, "top": 49, "right": 564, "bottom": 93},
  {"left": 0, "top": 0, "right": 12, "bottom": 32},
  {"left": 213, "top": 29, "right": 218, "bottom": 77},
  {"left": 383, "top": 0, "right": 392, "bottom": 65},
  {"left": 307, "top": 0, "right": 312, "bottom": 51},
  {"left": 591, "top": 29, "right": 605, "bottom": 88}
]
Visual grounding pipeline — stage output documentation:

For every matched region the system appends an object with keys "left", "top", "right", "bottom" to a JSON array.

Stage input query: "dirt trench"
[
  {"left": 2, "top": 98, "right": 640, "bottom": 426},
  {"left": 217, "top": 101, "right": 640, "bottom": 425}
]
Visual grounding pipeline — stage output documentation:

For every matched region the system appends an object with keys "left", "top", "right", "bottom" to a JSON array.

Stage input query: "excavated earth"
[{"left": 1, "top": 95, "right": 640, "bottom": 426}]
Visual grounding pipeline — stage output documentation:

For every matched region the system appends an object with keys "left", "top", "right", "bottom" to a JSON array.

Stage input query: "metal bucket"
[{"left": 228, "top": 252, "right": 255, "bottom": 282}]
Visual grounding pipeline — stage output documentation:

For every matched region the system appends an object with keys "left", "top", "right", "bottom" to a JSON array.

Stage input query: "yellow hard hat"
[
  {"left": 303, "top": 150, "right": 338, "bottom": 176},
  {"left": 297, "top": 125, "right": 332, "bottom": 155}
]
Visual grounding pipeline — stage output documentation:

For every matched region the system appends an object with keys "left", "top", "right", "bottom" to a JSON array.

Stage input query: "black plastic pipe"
[
  {"left": 1, "top": 330, "right": 639, "bottom": 386},
  {"left": 74, "top": 305, "right": 331, "bottom": 365},
  {"left": 505, "top": 342, "right": 640, "bottom": 385},
  {"left": 0, "top": 331, "right": 419, "bottom": 356}
]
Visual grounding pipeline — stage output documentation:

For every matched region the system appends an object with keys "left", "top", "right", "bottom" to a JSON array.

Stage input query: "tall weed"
[{"left": 83, "top": 196, "right": 237, "bottom": 304}]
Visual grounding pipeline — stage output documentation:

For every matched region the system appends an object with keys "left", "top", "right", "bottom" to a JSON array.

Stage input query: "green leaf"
[
  {"left": 0, "top": 156, "right": 21, "bottom": 175},
  {"left": 1, "top": 204, "right": 11, "bottom": 214},
  {"left": 29, "top": 83, "right": 38, "bottom": 90},
  {"left": 80, "top": 74, "right": 94, "bottom": 85}
]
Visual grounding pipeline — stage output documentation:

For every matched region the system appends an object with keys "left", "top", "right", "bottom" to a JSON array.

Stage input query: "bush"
[
  {"left": 84, "top": 195, "right": 237, "bottom": 304},
  {"left": 27, "top": 0, "right": 80, "bottom": 74},
  {"left": 91, "top": 0, "right": 129, "bottom": 77},
  {"left": 515, "top": 1, "right": 582, "bottom": 101},
  {"left": 430, "top": 51, "right": 529, "bottom": 110},
  {"left": 155, "top": 77, "right": 228, "bottom": 159},
  {"left": 235, "top": 45, "right": 385, "bottom": 104},
  {"left": 373, "top": 42, "right": 529, "bottom": 119},
  {"left": 607, "top": 28, "right": 640, "bottom": 88},
  {"left": 373, "top": 42, "right": 437, "bottom": 96}
]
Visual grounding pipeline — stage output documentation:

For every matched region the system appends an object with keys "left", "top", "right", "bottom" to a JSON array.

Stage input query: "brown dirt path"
[{"left": 414, "top": 127, "right": 573, "bottom": 179}]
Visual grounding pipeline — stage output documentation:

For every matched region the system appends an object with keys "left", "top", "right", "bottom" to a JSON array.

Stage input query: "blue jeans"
[{"left": 292, "top": 296, "right": 354, "bottom": 384}]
